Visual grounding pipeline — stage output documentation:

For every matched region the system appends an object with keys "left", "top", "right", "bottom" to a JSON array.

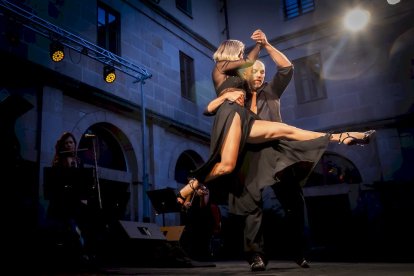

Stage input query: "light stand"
[{"left": 90, "top": 135, "right": 103, "bottom": 210}]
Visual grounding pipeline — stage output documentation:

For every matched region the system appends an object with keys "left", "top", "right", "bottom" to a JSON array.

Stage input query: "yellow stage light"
[
  {"left": 103, "top": 65, "right": 116, "bottom": 83},
  {"left": 49, "top": 41, "right": 65, "bottom": 62}
]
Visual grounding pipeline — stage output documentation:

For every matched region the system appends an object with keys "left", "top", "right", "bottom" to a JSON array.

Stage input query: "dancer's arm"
[
  {"left": 216, "top": 42, "right": 261, "bottom": 73},
  {"left": 203, "top": 89, "right": 245, "bottom": 116},
  {"left": 257, "top": 30, "right": 294, "bottom": 98},
  {"left": 262, "top": 42, "right": 291, "bottom": 68}
]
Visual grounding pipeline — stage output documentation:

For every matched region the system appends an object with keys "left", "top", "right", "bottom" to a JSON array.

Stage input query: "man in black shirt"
[{"left": 209, "top": 30, "right": 309, "bottom": 271}]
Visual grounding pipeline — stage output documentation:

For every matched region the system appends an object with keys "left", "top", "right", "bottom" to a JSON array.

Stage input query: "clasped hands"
[{"left": 251, "top": 29, "right": 268, "bottom": 46}]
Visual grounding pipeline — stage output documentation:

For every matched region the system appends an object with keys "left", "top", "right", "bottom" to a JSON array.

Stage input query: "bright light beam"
[
  {"left": 387, "top": 0, "right": 400, "bottom": 5},
  {"left": 343, "top": 8, "right": 370, "bottom": 32}
]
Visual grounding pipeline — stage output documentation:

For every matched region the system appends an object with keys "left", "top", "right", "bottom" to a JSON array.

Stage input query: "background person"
[
  {"left": 180, "top": 186, "right": 216, "bottom": 261},
  {"left": 47, "top": 132, "right": 98, "bottom": 265}
]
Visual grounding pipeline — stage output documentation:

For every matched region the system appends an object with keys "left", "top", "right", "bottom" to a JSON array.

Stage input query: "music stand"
[
  {"left": 43, "top": 167, "right": 95, "bottom": 200},
  {"left": 147, "top": 188, "right": 181, "bottom": 226}
]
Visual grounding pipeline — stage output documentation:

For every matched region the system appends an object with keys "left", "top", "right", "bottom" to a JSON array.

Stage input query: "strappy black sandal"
[{"left": 339, "top": 130, "right": 376, "bottom": 146}]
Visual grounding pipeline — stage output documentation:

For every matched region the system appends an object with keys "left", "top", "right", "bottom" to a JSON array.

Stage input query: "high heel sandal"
[{"left": 339, "top": 130, "right": 376, "bottom": 146}]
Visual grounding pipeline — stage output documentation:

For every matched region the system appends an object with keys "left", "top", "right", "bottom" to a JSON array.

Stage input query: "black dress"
[
  {"left": 228, "top": 135, "right": 329, "bottom": 215},
  {"left": 190, "top": 75, "right": 330, "bottom": 214},
  {"left": 189, "top": 75, "right": 259, "bottom": 182}
]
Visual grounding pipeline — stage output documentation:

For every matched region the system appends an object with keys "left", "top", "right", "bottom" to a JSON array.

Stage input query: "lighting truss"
[
  {"left": 0, "top": 0, "right": 152, "bottom": 83},
  {"left": 0, "top": 0, "right": 152, "bottom": 218}
]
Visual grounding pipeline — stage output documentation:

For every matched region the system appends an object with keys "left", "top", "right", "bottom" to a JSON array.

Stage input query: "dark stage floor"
[{"left": 31, "top": 260, "right": 414, "bottom": 275}]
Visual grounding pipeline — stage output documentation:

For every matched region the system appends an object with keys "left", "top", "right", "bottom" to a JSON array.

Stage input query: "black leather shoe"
[
  {"left": 250, "top": 255, "right": 266, "bottom": 271},
  {"left": 295, "top": 258, "right": 310, "bottom": 268}
]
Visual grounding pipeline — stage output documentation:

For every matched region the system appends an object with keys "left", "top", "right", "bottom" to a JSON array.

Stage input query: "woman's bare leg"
[
  {"left": 248, "top": 121, "right": 325, "bottom": 143},
  {"left": 178, "top": 119, "right": 375, "bottom": 204},
  {"left": 248, "top": 120, "right": 373, "bottom": 145},
  {"left": 177, "top": 113, "right": 242, "bottom": 204}
]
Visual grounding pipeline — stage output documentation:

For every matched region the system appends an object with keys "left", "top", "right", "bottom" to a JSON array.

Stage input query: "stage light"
[
  {"left": 343, "top": 8, "right": 370, "bottom": 32},
  {"left": 103, "top": 65, "right": 116, "bottom": 83},
  {"left": 387, "top": 0, "right": 400, "bottom": 5},
  {"left": 49, "top": 41, "right": 65, "bottom": 62}
]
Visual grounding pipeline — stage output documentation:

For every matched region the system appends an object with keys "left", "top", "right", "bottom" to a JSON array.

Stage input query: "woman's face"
[{"left": 63, "top": 136, "right": 76, "bottom": 151}]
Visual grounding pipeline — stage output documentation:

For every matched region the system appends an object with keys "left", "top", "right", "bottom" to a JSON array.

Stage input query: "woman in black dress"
[{"left": 177, "top": 30, "right": 375, "bottom": 205}]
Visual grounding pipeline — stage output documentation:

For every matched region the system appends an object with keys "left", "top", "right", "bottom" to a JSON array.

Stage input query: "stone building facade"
[{"left": 1, "top": 0, "right": 413, "bottom": 259}]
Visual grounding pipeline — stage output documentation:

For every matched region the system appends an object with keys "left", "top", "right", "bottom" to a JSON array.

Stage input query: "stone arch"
[
  {"left": 167, "top": 142, "right": 207, "bottom": 181},
  {"left": 70, "top": 111, "right": 139, "bottom": 179},
  {"left": 174, "top": 150, "right": 205, "bottom": 184},
  {"left": 69, "top": 111, "right": 140, "bottom": 220},
  {"left": 307, "top": 151, "right": 363, "bottom": 186}
]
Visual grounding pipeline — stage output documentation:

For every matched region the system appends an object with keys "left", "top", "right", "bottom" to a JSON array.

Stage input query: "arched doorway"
[
  {"left": 304, "top": 152, "right": 363, "bottom": 259},
  {"left": 174, "top": 150, "right": 203, "bottom": 185},
  {"left": 307, "top": 152, "right": 362, "bottom": 186},
  {"left": 78, "top": 123, "right": 133, "bottom": 222}
]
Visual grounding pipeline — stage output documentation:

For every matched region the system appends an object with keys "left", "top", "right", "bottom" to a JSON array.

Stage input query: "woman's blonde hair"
[{"left": 213, "top": 39, "right": 245, "bottom": 62}]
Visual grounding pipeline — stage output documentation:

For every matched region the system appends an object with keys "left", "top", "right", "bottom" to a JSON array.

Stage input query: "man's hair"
[{"left": 213, "top": 39, "right": 245, "bottom": 62}]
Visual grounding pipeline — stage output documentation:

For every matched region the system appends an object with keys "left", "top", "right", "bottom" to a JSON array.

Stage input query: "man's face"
[{"left": 247, "top": 61, "right": 265, "bottom": 91}]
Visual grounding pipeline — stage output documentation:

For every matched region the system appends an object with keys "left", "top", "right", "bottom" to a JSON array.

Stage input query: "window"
[
  {"left": 176, "top": 0, "right": 192, "bottom": 17},
  {"left": 97, "top": 2, "right": 121, "bottom": 54},
  {"left": 179, "top": 51, "right": 195, "bottom": 102},
  {"left": 283, "top": 0, "right": 315, "bottom": 20},
  {"left": 293, "top": 53, "right": 326, "bottom": 104}
]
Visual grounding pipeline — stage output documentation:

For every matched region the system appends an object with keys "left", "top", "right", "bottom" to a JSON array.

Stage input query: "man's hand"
[{"left": 251, "top": 29, "right": 269, "bottom": 46}]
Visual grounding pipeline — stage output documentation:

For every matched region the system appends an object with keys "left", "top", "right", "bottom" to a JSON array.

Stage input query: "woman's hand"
[
  {"left": 204, "top": 89, "right": 245, "bottom": 115},
  {"left": 251, "top": 29, "right": 268, "bottom": 46},
  {"left": 224, "top": 89, "right": 245, "bottom": 106}
]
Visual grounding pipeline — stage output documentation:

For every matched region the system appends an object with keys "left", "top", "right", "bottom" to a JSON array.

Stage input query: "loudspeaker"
[
  {"left": 160, "top": 226, "right": 185, "bottom": 241},
  {"left": 103, "top": 220, "right": 167, "bottom": 266},
  {"left": 119, "top": 220, "right": 166, "bottom": 241},
  {"left": 103, "top": 221, "right": 215, "bottom": 268}
]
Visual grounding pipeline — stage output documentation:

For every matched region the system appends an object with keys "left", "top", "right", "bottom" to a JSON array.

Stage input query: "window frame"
[
  {"left": 293, "top": 53, "right": 327, "bottom": 104},
  {"left": 97, "top": 1, "right": 121, "bottom": 55},
  {"left": 179, "top": 51, "right": 196, "bottom": 102},
  {"left": 283, "top": 0, "right": 315, "bottom": 20},
  {"left": 176, "top": 0, "right": 192, "bottom": 18}
]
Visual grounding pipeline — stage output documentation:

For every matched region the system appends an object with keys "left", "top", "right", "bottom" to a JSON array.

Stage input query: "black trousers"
[
  {"left": 271, "top": 180, "right": 306, "bottom": 260},
  {"left": 243, "top": 180, "right": 306, "bottom": 262},
  {"left": 243, "top": 207, "right": 265, "bottom": 262}
]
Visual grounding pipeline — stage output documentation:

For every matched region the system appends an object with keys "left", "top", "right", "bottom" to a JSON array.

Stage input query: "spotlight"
[
  {"left": 103, "top": 65, "right": 116, "bottom": 83},
  {"left": 49, "top": 41, "right": 65, "bottom": 62},
  {"left": 343, "top": 8, "right": 370, "bottom": 32}
]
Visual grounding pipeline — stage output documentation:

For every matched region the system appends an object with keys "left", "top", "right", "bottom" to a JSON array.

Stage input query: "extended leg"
[
  {"left": 177, "top": 113, "right": 242, "bottom": 204},
  {"left": 248, "top": 120, "right": 375, "bottom": 145}
]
